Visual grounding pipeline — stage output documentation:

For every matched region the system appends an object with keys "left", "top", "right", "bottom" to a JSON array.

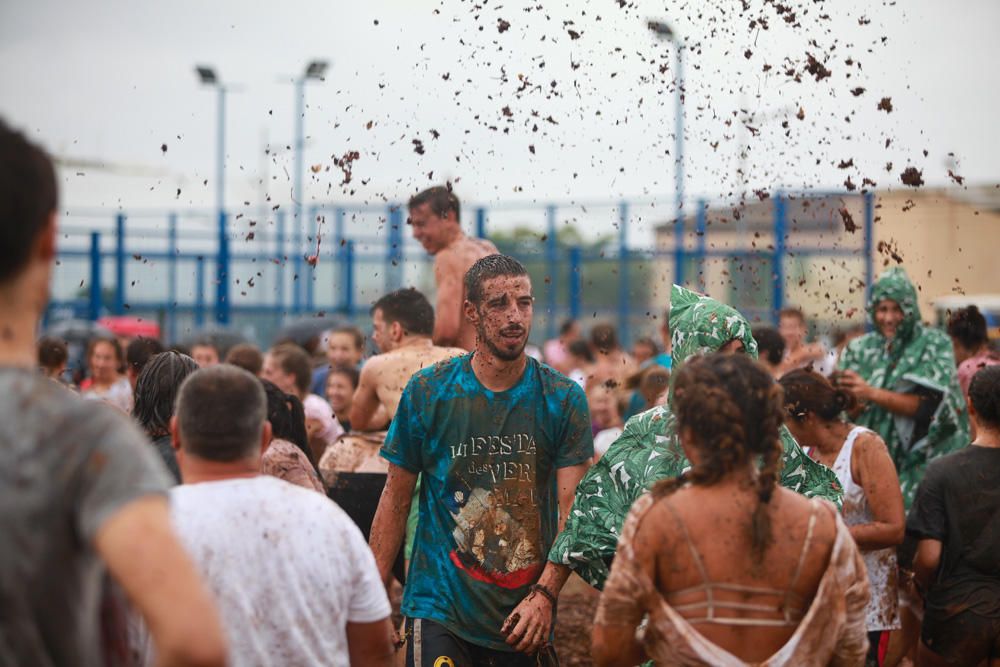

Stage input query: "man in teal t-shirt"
[{"left": 371, "top": 254, "right": 593, "bottom": 666}]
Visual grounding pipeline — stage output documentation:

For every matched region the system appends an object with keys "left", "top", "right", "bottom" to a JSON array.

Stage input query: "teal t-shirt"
[{"left": 381, "top": 354, "right": 593, "bottom": 650}]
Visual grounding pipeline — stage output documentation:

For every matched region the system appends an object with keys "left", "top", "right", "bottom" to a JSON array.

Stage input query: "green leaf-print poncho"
[
  {"left": 548, "top": 285, "right": 843, "bottom": 589},
  {"left": 838, "top": 267, "right": 969, "bottom": 506}
]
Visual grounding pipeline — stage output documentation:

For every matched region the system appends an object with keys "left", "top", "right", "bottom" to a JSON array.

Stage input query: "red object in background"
[{"left": 96, "top": 316, "right": 160, "bottom": 340}]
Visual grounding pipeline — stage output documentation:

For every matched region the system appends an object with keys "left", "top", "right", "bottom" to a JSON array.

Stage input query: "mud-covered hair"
[
  {"left": 259, "top": 378, "right": 323, "bottom": 485},
  {"left": 779, "top": 368, "right": 856, "bottom": 422},
  {"left": 464, "top": 254, "right": 528, "bottom": 305},
  {"left": 654, "top": 353, "right": 784, "bottom": 563},
  {"left": 133, "top": 351, "right": 199, "bottom": 437}
]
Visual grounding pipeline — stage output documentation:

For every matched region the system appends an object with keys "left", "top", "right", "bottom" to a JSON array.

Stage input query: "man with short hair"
[
  {"left": 190, "top": 339, "right": 220, "bottom": 368},
  {"left": 370, "top": 254, "right": 593, "bottom": 665},
  {"left": 224, "top": 342, "right": 264, "bottom": 376},
  {"left": 130, "top": 364, "right": 393, "bottom": 666},
  {"left": 0, "top": 119, "right": 226, "bottom": 665},
  {"left": 408, "top": 185, "right": 498, "bottom": 350}
]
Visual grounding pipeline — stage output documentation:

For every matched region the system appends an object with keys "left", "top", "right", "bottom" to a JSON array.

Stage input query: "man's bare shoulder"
[{"left": 371, "top": 345, "right": 465, "bottom": 380}]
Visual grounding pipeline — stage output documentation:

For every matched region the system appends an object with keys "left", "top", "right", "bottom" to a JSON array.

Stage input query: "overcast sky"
[{"left": 2, "top": 0, "right": 997, "bottom": 236}]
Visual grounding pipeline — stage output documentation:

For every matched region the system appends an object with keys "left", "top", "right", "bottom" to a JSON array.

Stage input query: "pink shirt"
[{"left": 957, "top": 349, "right": 1000, "bottom": 397}]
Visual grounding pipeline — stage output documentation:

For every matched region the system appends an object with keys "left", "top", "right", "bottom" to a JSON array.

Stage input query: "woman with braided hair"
[{"left": 592, "top": 354, "right": 870, "bottom": 667}]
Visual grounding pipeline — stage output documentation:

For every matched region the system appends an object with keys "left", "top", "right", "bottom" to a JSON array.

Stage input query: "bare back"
[
  {"left": 373, "top": 343, "right": 466, "bottom": 418},
  {"left": 637, "top": 485, "right": 838, "bottom": 662},
  {"left": 433, "top": 236, "right": 498, "bottom": 350}
]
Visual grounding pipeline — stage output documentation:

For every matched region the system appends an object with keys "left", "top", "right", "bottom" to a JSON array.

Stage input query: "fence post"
[
  {"left": 216, "top": 210, "right": 230, "bottom": 324},
  {"left": 195, "top": 256, "right": 206, "bottom": 327},
  {"left": 89, "top": 232, "right": 102, "bottom": 321},
  {"left": 343, "top": 240, "right": 355, "bottom": 316},
  {"left": 276, "top": 210, "right": 286, "bottom": 313},
  {"left": 673, "top": 207, "right": 685, "bottom": 287},
  {"left": 386, "top": 206, "right": 404, "bottom": 292},
  {"left": 475, "top": 206, "right": 487, "bottom": 239},
  {"left": 114, "top": 213, "right": 126, "bottom": 315},
  {"left": 772, "top": 192, "right": 787, "bottom": 324},
  {"left": 167, "top": 213, "right": 178, "bottom": 344},
  {"left": 695, "top": 199, "right": 707, "bottom": 292},
  {"left": 545, "top": 204, "right": 557, "bottom": 341},
  {"left": 863, "top": 190, "right": 875, "bottom": 303},
  {"left": 569, "top": 246, "right": 582, "bottom": 321},
  {"left": 617, "top": 201, "right": 630, "bottom": 345}
]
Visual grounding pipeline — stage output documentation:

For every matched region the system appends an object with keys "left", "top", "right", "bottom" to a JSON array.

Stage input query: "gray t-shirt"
[{"left": 0, "top": 368, "right": 170, "bottom": 666}]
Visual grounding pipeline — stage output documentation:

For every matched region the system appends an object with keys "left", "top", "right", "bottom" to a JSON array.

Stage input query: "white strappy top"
[{"left": 596, "top": 492, "right": 871, "bottom": 667}]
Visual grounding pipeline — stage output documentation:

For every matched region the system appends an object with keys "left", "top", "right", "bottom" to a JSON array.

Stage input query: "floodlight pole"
[
  {"left": 648, "top": 21, "right": 686, "bottom": 286},
  {"left": 196, "top": 65, "right": 230, "bottom": 324}
]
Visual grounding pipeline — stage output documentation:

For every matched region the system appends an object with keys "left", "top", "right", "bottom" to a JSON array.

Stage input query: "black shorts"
[
  {"left": 922, "top": 607, "right": 1000, "bottom": 665},
  {"left": 403, "top": 617, "right": 551, "bottom": 667}
]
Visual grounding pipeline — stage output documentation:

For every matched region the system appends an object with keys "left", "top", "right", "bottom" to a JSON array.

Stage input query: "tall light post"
[
  {"left": 291, "top": 59, "right": 328, "bottom": 313},
  {"left": 648, "top": 21, "right": 686, "bottom": 286},
  {"left": 195, "top": 65, "right": 230, "bottom": 324}
]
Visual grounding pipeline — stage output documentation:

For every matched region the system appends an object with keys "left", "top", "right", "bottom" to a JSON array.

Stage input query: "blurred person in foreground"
[
  {"left": 124, "top": 336, "right": 164, "bottom": 389},
  {"left": 836, "top": 267, "right": 968, "bottom": 506},
  {"left": 549, "top": 284, "right": 843, "bottom": 591},
  {"left": 224, "top": 342, "right": 263, "bottom": 376},
  {"left": 263, "top": 342, "right": 343, "bottom": 462},
  {"left": 370, "top": 255, "right": 593, "bottom": 665},
  {"left": 782, "top": 369, "right": 905, "bottom": 665},
  {"left": 407, "top": 185, "right": 498, "bottom": 350},
  {"left": 592, "top": 354, "right": 869, "bottom": 667},
  {"left": 132, "top": 351, "right": 200, "bottom": 484},
  {"left": 129, "top": 365, "right": 393, "bottom": 666},
  {"left": 946, "top": 304, "right": 1000, "bottom": 400},
  {"left": 259, "top": 378, "right": 325, "bottom": 493},
  {"left": 753, "top": 325, "right": 786, "bottom": 379},
  {"left": 37, "top": 334, "right": 68, "bottom": 382},
  {"left": 0, "top": 118, "right": 225, "bottom": 666},
  {"left": 906, "top": 365, "right": 1000, "bottom": 667},
  {"left": 311, "top": 324, "right": 366, "bottom": 396},
  {"left": 82, "top": 336, "right": 133, "bottom": 412}
]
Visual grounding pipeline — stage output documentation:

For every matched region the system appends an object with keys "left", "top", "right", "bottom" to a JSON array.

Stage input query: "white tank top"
[{"left": 832, "top": 426, "right": 901, "bottom": 632}]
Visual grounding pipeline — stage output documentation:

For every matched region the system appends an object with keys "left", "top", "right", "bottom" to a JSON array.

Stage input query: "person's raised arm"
[
  {"left": 849, "top": 433, "right": 905, "bottom": 550},
  {"left": 432, "top": 253, "right": 464, "bottom": 347},
  {"left": 369, "top": 463, "right": 418, "bottom": 586},
  {"left": 95, "top": 496, "right": 227, "bottom": 667},
  {"left": 350, "top": 360, "right": 390, "bottom": 432}
]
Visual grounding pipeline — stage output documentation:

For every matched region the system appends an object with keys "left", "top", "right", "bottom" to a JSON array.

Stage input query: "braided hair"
[
  {"left": 653, "top": 353, "right": 785, "bottom": 563},
  {"left": 259, "top": 378, "right": 325, "bottom": 488}
]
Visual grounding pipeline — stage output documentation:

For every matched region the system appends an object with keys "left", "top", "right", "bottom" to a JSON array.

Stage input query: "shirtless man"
[{"left": 408, "top": 186, "right": 497, "bottom": 351}]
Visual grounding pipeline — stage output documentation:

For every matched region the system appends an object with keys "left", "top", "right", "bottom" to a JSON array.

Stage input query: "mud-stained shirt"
[{"left": 381, "top": 354, "right": 593, "bottom": 651}]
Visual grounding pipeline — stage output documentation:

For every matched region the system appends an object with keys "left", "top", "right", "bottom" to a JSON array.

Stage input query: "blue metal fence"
[{"left": 47, "top": 190, "right": 874, "bottom": 347}]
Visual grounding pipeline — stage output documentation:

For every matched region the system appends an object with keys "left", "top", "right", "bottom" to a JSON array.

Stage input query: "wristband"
[{"left": 530, "top": 583, "right": 557, "bottom": 607}]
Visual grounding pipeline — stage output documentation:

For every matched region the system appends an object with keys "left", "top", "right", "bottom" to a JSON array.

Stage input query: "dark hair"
[
  {"left": 327, "top": 364, "right": 360, "bottom": 389},
  {"left": 176, "top": 365, "right": 267, "bottom": 462},
  {"left": 329, "top": 326, "right": 365, "bottom": 351},
  {"left": 656, "top": 353, "right": 784, "bottom": 563},
  {"left": 225, "top": 343, "right": 264, "bottom": 375},
  {"left": 590, "top": 323, "right": 620, "bottom": 353},
  {"left": 778, "top": 307, "right": 806, "bottom": 324},
  {"left": 259, "top": 379, "right": 321, "bottom": 479},
  {"left": 407, "top": 185, "right": 460, "bottom": 222},
  {"left": 37, "top": 336, "right": 68, "bottom": 369},
  {"left": 371, "top": 287, "right": 434, "bottom": 337},
  {"left": 463, "top": 254, "right": 528, "bottom": 305},
  {"left": 633, "top": 336, "right": 660, "bottom": 354},
  {"left": 126, "top": 337, "right": 165, "bottom": 374},
  {"left": 0, "top": 120, "right": 58, "bottom": 284},
  {"left": 568, "top": 339, "right": 594, "bottom": 363},
  {"left": 87, "top": 336, "right": 123, "bottom": 364},
  {"left": 969, "top": 365, "right": 1000, "bottom": 430},
  {"left": 559, "top": 319, "right": 577, "bottom": 336},
  {"left": 190, "top": 338, "right": 220, "bottom": 356},
  {"left": 133, "top": 351, "right": 200, "bottom": 437},
  {"left": 947, "top": 305, "right": 989, "bottom": 351},
  {"left": 269, "top": 343, "right": 313, "bottom": 395},
  {"left": 752, "top": 326, "right": 785, "bottom": 366},
  {"left": 779, "top": 368, "right": 856, "bottom": 422}
]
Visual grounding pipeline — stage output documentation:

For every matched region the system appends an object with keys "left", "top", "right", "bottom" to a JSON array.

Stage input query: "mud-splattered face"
[
  {"left": 408, "top": 201, "right": 456, "bottom": 255},
  {"left": 469, "top": 275, "right": 533, "bottom": 362},
  {"left": 874, "top": 299, "right": 904, "bottom": 340},
  {"left": 370, "top": 308, "right": 401, "bottom": 353}
]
